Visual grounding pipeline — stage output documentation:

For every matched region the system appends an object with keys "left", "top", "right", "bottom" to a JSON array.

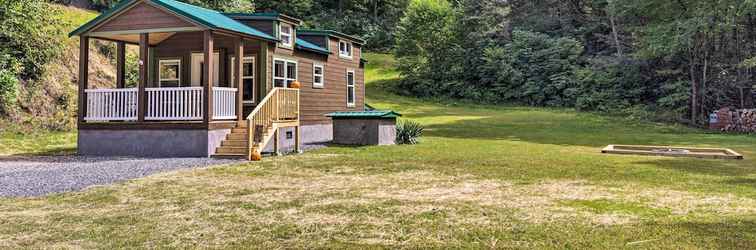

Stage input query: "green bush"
[
  {"left": 0, "top": 0, "right": 63, "bottom": 80},
  {"left": 573, "top": 57, "right": 650, "bottom": 113},
  {"left": 0, "top": 53, "right": 20, "bottom": 115},
  {"left": 396, "top": 119, "right": 424, "bottom": 145},
  {"left": 460, "top": 30, "right": 584, "bottom": 106}
]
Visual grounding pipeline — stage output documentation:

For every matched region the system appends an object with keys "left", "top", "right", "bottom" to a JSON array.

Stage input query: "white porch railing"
[
  {"left": 212, "top": 87, "right": 238, "bottom": 120},
  {"left": 85, "top": 87, "right": 239, "bottom": 121},
  {"left": 145, "top": 87, "right": 204, "bottom": 121},
  {"left": 84, "top": 88, "right": 138, "bottom": 121}
]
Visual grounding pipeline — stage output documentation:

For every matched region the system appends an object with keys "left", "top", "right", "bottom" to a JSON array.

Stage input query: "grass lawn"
[
  {"left": 0, "top": 121, "right": 76, "bottom": 156},
  {"left": 1, "top": 53, "right": 755, "bottom": 248}
]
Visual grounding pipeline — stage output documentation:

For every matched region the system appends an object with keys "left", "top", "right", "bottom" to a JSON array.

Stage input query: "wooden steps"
[
  {"left": 211, "top": 122, "right": 276, "bottom": 160},
  {"left": 212, "top": 125, "right": 250, "bottom": 159},
  {"left": 212, "top": 88, "right": 301, "bottom": 161}
]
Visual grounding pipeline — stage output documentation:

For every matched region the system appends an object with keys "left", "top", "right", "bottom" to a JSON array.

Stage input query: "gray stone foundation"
[
  {"left": 262, "top": 123, "right": 333, "bottom": 153},
  {"left": 78, "top": 129, "right": 231, "bottom": 157}
]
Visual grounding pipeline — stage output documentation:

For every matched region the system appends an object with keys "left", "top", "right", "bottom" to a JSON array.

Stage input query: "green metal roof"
[
  {"left": 298, "top": 29, "right": 366, "bottom": 45},
  {"left": 223, "top": 12, "right": 302, "bottom": 24},
  {"left": 326, "top": 111, "right": 402, "bottom": 119},
  {"left": 296, "top": 38, "right": 330, "bottom": 55},
  {"left": 70, "top": 0, "right": 277, "bottom": 42}
]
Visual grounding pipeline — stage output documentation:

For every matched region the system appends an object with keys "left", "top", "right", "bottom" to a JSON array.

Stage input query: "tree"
[
  {"left": 622, "top": 0, "right": 756, "bottom": 124},
  {"left": 394, "top": 0, "right": 460, "bottom": 96}
]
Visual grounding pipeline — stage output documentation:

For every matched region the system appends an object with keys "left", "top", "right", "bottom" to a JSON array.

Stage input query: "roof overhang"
[
  {"left": 223, "top": 12, "right": 303, "bottom": 26},
  {"left": 295, "top": 38, "right": 330, "bottom": 55},
  {"left": 297, "top": 29, "right": 366, "bottom": 45},
  {"left": 70, "top": 0, "right": 278, "bottom": 44}
]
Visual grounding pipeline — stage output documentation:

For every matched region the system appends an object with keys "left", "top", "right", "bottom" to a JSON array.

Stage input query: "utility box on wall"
[{"left": 326, "top": 111, "right": 402, "bottom": 145}]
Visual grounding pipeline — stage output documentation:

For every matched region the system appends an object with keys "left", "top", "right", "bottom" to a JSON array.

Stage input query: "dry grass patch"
[{"left": 1, "top": 155, "right": 755, "bottom": 248}]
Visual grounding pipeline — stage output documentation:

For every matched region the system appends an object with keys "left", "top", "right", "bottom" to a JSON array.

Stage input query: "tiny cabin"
[{"left": 70, "top": 0, "right": 366, "bottom": 159}]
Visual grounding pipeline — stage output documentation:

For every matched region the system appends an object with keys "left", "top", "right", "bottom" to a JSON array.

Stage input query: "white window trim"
[
  {"left": 158, "top": 59, "right": 181, "bottom": 87},
  {"left": 279, "top": 23, "right": 293, "bottom": 48},
  {"left": 312, "top": 64, "right": 325, "bottom": 88},
  {"left": 273, "top": 57, "right": 298, "bottom": 88},
  {"left": 230, "top": 56, "right": 255, "bottom": 104},
  {"left": 339, "top": 40, "right": 353, "bottom": 59},
  {"left": 346, "top": 69, "right": 356, "bottom": 107}
]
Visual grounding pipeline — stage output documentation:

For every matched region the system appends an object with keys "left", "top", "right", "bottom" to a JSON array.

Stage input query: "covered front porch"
[{"left": 78, "top": 30, "right": 262, "bottom": 127}]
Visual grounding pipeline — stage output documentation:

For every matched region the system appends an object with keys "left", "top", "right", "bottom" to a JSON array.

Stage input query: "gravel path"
[{"left": 0, "top": 156, "right": 242, "bottom": 197}]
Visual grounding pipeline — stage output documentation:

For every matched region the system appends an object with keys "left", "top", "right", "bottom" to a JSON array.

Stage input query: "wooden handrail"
[{"left": 246, "top": 87, "right": 299, "bottom": 159}]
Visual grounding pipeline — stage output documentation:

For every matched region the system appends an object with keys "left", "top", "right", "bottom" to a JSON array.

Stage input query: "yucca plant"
[{"left": 396, "top": 119, "right": 424, "bottom": 144}]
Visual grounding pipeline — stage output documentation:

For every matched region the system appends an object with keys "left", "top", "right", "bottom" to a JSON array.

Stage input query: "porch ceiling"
[{"left": 93, "top": 32, "right": 176, "bottom": 45}]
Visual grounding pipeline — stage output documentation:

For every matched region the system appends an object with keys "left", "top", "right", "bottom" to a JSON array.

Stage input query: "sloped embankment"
[{"left": 11, "top": 4, "right": 119, "bottom": 130}]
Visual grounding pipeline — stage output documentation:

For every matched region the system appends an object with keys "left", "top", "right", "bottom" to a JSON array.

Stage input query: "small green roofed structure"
[
  {"left": 327, "top": 111, "right": 400, "bottom": 145},
  {"left": 326, "top": 111, "right": 402, "bottom": 119}
]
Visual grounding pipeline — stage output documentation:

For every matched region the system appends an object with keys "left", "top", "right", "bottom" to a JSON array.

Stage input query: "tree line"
[
  {"left": 7, "top": 0, "right": 756, "bottom": 127},
  {"left": 73, "top": 0, "right": 410, "bottom": 51},
  {"left": 394, "top": 0, "right": 756, "bottom": 125}
]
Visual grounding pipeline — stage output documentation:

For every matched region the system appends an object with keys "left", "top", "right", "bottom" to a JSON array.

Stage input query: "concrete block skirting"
[
  {"left": 333, "top": 119, "right": 396, "bottom": 145},
  {"left": 78, "top": 129, "right": 232, "bottom": 157},
  {"left": 262, "top": 124, "right": 333, "bottom": 153}
]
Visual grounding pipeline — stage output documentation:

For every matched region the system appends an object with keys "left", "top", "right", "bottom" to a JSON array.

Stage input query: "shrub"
[
  {"left": 0, "top": 53, "right": 20, "bottom": 115},
  {"left": 0, "top": 0, "right": 63, "bottom": 80},
  {"left": 573, "top": 57, "right": 650, "bottom": 113},
  {"left": 396, "top": 119, "right": 424, "bottom": 145}
]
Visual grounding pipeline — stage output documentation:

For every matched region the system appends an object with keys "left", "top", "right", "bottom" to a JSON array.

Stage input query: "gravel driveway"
[{"left": 0, "top": 156, "right": 242, "bottom": 197}]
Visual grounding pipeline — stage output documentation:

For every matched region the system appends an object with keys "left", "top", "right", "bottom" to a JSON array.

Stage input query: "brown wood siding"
[
  {"left": 149, "top": 31, "right": 365, "bottom": 126},
  {"left": 94, "top": 2, "right": 195, "bottom": 32},
  {"left": 151, "top": 32, "right": 264, "bottom": 98},
  {"left": 268, "top": 37, "right": 364, "bottom": 126}
]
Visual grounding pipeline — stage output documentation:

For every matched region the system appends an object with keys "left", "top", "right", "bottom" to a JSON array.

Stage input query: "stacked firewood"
[{"left": 720, "top": 109, "right": 756, "bottom": 133}]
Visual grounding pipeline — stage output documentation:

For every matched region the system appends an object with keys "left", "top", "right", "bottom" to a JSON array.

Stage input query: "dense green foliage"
[
  {"left": 0, "top": 0, "right": 64, "bottom": 79},
  {"left": 0, "top": 0, "right": 64, "bottom": 115},
  {"left": 394, "top": 0, "right": 756, "bottom": 124},
  {"left": 0, "top": 55, "right": 20, "bottom": 115}
]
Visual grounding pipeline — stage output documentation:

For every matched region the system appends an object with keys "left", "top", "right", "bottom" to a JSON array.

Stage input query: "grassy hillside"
[
  {"left": 4, "top": 4, "right": 115, "bottom": 131},
  {"left": 0, "top": 5, "right": 111, "bottom": 155},
  {"left": 1, "top": 52, "right": 755, "bottom": 248}
]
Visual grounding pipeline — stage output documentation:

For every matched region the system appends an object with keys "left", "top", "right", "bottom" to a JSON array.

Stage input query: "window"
[
  {"left": 158, "top": 59, "right": 181, "bottom": 87},
  {"left": 339, "top": 41, "right": 352, "bottom": 59},
  {"left": 279, "top": 23, "right": 293, "bottom": 48},
  {"left": 312, "top": 64, "right": 324, "bottom": 88},
  {"left": 346, "top": 69, "right": 355, "bottom": 107},
  {"left": 230, "top": 56, "right": 255, "bottom": 103},
  {"left": 273, "top": 58, "right": 297, "bottom": 88},
  {"left": 285, "top": 131, "right": 293, "bottom": 139}
]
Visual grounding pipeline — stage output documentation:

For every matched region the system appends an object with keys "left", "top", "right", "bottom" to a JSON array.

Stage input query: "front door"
[
  {"left": 190, "top": 52, "right": 220, "bottom": 87},
  {"left": 231, "top": 56, "right": 255, "bottom": 104}
]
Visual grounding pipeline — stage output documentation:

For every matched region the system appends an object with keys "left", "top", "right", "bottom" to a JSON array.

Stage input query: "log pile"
[{"left": 714, "top": 108, "right": 756, "bottom": 133}]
